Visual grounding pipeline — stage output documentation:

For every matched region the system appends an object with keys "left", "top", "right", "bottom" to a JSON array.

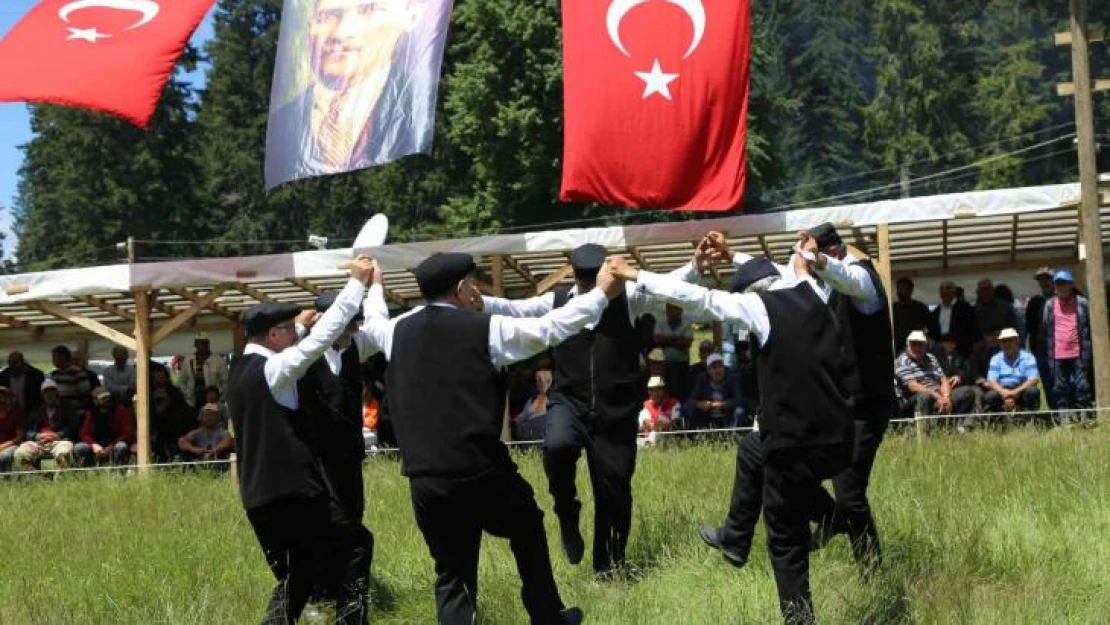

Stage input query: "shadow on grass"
[{"left": 369, "top": 575, "right": 399, "bottom": 614}]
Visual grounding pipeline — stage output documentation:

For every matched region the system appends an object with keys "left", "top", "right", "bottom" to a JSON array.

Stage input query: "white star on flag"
[
  {"left": 634, "top": 59, "right": 679, "bottom": 100},
  {"left": 66, "top": 27, "right": 110, "bottom": 43}
]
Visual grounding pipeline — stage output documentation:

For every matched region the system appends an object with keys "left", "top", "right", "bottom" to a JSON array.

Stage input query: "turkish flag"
[
  {"left": 560, "top": 0, "right": 751, "bottom": 211},
  {"left": 0, "top": 0, "right": 215, "bottom": 127}
]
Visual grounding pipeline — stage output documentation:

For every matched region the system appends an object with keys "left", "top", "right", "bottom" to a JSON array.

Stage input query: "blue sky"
[{"left": 0, "top": 2, "right": 216, "bottom": 261}]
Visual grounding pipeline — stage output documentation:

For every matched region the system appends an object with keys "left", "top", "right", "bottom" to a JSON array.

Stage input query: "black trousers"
[
  {"left": 543, "top": 396, "right": 638, "bottom": 573},
  {"left": 326, "top": 453, "right": 366, "bottom": 523},
  {"left": 409, "top": 466, "right": 566, "bottom": 625},
  {"left": 718, "top": 432, "right": 766, "bottom": 563},
  {"left": 246, "top": 494, "right": 373, "bottom": 625},
  {"left": 812, "top": 416, "right": 888, "bottom": 565},
  {"left": 763, "top": 444, "right": 849, "bottom": 625}
]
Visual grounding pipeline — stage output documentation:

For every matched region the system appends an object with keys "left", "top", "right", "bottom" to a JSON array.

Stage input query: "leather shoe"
[{"left": 697, "top": 525, "right": 747, "bottom": 568}]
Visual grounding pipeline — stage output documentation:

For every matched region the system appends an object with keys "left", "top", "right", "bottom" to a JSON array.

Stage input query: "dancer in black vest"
[
  {"left": 482, "top": 243, "right": 705, "bottom": 574},
  {"left": 608, "top": 253, "right": 852, "bottom": 624},
  {"left": 228, "top": 256, "right": 376, "bottom": 625},
  {"left": 296, "top": 277, "right": 390, "bottom": 618},
  {"left": 356, "top": 252, "right": 623, "bottom": 625}
]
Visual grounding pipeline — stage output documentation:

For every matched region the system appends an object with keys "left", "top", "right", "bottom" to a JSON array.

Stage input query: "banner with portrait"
[{"left": 264, "top": 0, "right": 454, "bottom": 190}]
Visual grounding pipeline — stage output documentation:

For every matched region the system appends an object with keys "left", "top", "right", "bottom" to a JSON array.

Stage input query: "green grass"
[{"left": 1, "top": 426, "right": 1108, "bottom": 624}]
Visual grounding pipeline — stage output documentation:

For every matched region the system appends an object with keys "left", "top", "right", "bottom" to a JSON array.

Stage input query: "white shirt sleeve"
[
  {"left": 628, "top": 260, "right": 701, "bottom": 317},
  {"left": 481, "top": 292, "right": 556, "bottom": 318},
  {"left": 488, "top": 289, "right": 609, "bottom": 368},
  {"left": 635, "top": 271, "right": 771, "bottom": 345},
  {"left": 263, "top": 278, "right": 367, "bottom": 396},
  {"left": 814, "top": 255, "right": 884, "bottom": 314},
  {"left": 352, "top": 284, "right": 391, "bottom": 361}
]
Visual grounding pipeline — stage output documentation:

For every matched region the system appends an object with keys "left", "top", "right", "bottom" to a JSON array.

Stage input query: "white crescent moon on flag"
[
  {"left": 606, "top": 0, "right": 706, "bottom": 59},
  {"left": 58, "top": 0, "right": 161, "bottom": 31}
]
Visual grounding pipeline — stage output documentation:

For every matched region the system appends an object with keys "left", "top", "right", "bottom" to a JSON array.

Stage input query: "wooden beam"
[
  {"left": 875, "top": 224, "right": 894, "bottom": 311},
  {"left": 1055, "top": 27, "right": 1104, "bottom": 46},
  {"left": 893, "top": 255, "right": 1079, "bottom": 280},
  {"left": 0, "top": 313, "right": 33, "bottom": 331},
  {"left": 27, "top": 301, "right": 136, "bottom": 350},
  {"left": 490, "top": 255, "right": 506, "bottom": 297},
  {"left": 502, "top": 255, "right": 537, "bottom": 288},
  {"left": 147, "top": 290, "right": 180, "bottom": 318},
  {"left": 75, "top": 295, "right": 135, "bottom": 321},
  {"left": 628, "top": 247, "right": 652, "bottom": 272},
  {"left": 151, "top": 285, "right": 229, "bottom": 346},
  {"left": 536, "top": 264, "right": 574, "bottom": 295},
  {"left": 232, "top": 321, "right": 246, "bottom": 356},
  {"left": 290, "top": 277, "right": 321, "bottom": 295},
  {"left": 166, "top": 287, "right": 238, "bottom": 320},
  {"left": 134, "top": 290, "right": 152, "bottom": 472},
  {"left": 382, "top": 286, "right": 406, "bottom": 307},
  {"left": 233, "top": 282, "right": 273, "bottom": 304},
  {"left": 757, "top": 235, "right": 773, "bottom": 260},
  {"left": 1056, "top": 78, "right": 1110, "bottom": 96}
]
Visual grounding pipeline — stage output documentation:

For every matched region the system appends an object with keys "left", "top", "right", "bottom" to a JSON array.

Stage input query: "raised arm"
[
  {"left": 631, "top": 270, "right": 769, "bottom": 345},
  {"left": 264, "top": 277, "right": 367, "bottom": 391},
  {"left": 481, "top": 292, "right": 556, "bottom": 318},
  {"left": 352, "top": 281, "right": 391, "bottom": 361},
  {"left": 489, "top": 289, "right": 610, "bottom": 367}
]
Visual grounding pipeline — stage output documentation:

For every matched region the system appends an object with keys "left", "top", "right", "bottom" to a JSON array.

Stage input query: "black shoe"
[
  {"left": 560, "top": 607, "right": 584, "bottom": 624},
  {"left": 559, "top": 515, "right": 585, "bottom": 565},
  {"left": 810, "top": 516, "right": 847, "bottom": 552},
  {"left": 697, "top": 525, "right": 747, "bottom": 568}
]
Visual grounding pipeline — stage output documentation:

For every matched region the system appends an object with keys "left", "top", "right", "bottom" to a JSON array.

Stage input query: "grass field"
[{"left": 1, "top": 426, "right": 1108, "bottom": 625}]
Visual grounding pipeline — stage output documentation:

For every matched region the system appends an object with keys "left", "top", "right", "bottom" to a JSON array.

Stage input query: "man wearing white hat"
[
  {"left": 13, "top": 379, "right": 81, "bottom": 470},
  {"left": 638, "top": 376, "right": 680, "bottom": 435},
  {"left": 894, "top": 331, "right": 976, "bottom": 420},
  {"left": 180, "top": 331, "right": 229, "bottom": 411},
  {"left": 983, "top": 328, "right": 1042, "bottom": 414}
]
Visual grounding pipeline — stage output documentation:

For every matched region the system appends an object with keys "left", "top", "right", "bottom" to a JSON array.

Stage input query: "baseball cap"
[
  {"left": 1053, "top": 270, "right": 1073, "bottom": 284},
  {"left": 41, "top": 379, "right": 58, "bottom": 392},
  {"left": 906, "top": 330, "right": 928, "bottom": 344},
  {"left": 646, "top": 376, "right": 665, "bottom": 389},
  {"left": 647, "top": 348, "right": 665, "bottom": 362},
  {"left": 1033, "top": 267, "right": 1053, "bottom": 278},
  {"left": 998, "top": 328, "right": 1020, "bottom": 340},
  {"left": 707, "top": 353, "right": 724, "bottom": 366},
  {"left": 93, "top": 387, "right": 111, "bottom": 400}
]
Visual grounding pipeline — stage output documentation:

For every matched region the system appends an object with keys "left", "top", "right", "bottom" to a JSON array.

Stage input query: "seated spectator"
[
  {"left": 201, "top": 385, "right": 228, "bottom": 424},
  {"left": 150, "top": 365, "right": 192, "bottom": 462},
  {"left": 362, "top": 387, "right": 380, "bottom": 451},
  {"left": 75, "top": 388, "right": 133, "bottom": 467},
  {"left": 50, "top": 345, "right": 95, "bottom": 416},
  {"left": 0, "top": 388, "right": 25, "bottom": 472},
  {"left": 983, "top": 328, "right": 1042, "bottom": 414},
  {"left": 639, "top": 376, "right": 681, "bottom": 434},
  {"left": 14, "top": 379, "right": 80, "bottom": 470},
  {"left": 513, "top": 369, "right": 552, "bottom": 442},
  {"left": 895, "top": 331, "right": 976, "bottom": 420},
  {"left": 178, "top": 403, "right": 234, "bottom": 463},
  {"left": 686, "top": 339, "right": 716, "bottom": 391},
  {"left": 685, "top": 354, "right": 746, "bottom": 429},
  {"left": 932, "top": 334, "right": 971, "bottom": 387}
]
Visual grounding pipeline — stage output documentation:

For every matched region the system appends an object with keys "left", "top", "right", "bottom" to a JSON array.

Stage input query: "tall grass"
[{"left": 1, "top": 426, "right": 1107, "bottom": 624}]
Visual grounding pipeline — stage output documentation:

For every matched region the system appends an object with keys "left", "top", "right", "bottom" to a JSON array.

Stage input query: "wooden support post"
[
  {"left": 915, "top": 414, "right": 927, "bottom": 441},
  {"left": 490, "top": 256, "right": 514, "bottom": 443},
  {"left": 151, "top": 285, "right": 229, "bottom": 346},
  {"left": 1068, "top": 0, "right": 1110, "bottom": 410},
  {"left": 875, "top": 224, "right": 894, "bottom": 312},
  {"left": 232, "top": 320, "right": 246, "bottom": 356},
  {"left": 536, "top": 264, "right": 574, "bottom": 295},
  {"left": 134, "top": 290, "right": 153, "bottom": 472},
  {"left": 502, "top": 256, "right": 538, "bottom": 289}
]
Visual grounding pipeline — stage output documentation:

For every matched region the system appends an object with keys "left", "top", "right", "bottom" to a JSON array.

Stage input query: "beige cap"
[
  {"left": 646, "top": 376, "right": 666, "bottom": 389},
  {"left": 647, "top": 348, "right": 665, "bottom": 362},
  {"left": 906, "top": 330, "right": 928, "bottom": 344},
  {"left": 93, "top": 387, "right": 111, "bottom": 400},
  {"left": 201, "top": 402, "right": 221, "bottom": 414},
  {"left": 998, "top": 328, "right": 1020, "bottom": 340}
]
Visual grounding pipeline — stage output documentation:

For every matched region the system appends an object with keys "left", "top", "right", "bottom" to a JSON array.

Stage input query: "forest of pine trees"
[{"left": 7, "top": 0, "right": 1110, "bottom": 271}]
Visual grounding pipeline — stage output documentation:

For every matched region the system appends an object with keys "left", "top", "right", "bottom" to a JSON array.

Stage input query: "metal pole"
[{"left": 1069, "top": 0, "right": 1110, "bottom": 410}]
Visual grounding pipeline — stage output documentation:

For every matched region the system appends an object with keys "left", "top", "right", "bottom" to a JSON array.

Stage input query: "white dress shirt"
[
  {"left": 481, "top": 261, "right": 700, "bottom": 326},
  {"left": 320, "top": 284, "right": 391, "bottom": 376},
  {"left": 358, "top": 289, "right": 610, "bottom": 368},
  {"left": 244, "top": 278, "right": 367, "bottom": 410},
  {"left": 731, "top": 251, "right": 883, "bottom": 315},
  {"left": 937, "top": 304, "right": 953, "bottom": 336},
  {"left": 634, "top": 270, "right": 829, "bottom": 347}
]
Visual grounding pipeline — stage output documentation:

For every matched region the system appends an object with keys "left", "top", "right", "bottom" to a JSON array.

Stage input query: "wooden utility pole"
[{"left": 1064, "top": 0, "right": 1110, "bottom": 409}]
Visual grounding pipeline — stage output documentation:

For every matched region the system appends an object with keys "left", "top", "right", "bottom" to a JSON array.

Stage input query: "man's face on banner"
[{"left": 309, "top": 0, "right": 424, "bottom": 91}]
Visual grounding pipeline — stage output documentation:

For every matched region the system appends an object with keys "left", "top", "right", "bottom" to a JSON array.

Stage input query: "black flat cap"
[
  {"left": 570, "top": 243, "right": 607, "bottom": 281},
  {"left": 807, "top": 223, "right": 843, "bottom": 250},
  {"left": 729, "top": 258, "right": 779, "bottom": 293},
  {"left": 415, "top": 252, "right": 475, "bottom": 300},
  {"left": 315, "top": 290, "right": 363, "bottom": 322},
  {"left": 243, "top": 301, "right": 301, "bottom": 336}
]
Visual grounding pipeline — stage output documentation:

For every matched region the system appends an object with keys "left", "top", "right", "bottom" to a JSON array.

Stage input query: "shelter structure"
[{"left": 2, "top": 181, "right": 1106, "bottom": 469}]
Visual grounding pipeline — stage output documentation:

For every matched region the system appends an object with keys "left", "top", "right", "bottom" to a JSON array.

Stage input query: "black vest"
[
  {"left": 757, "top": 284, "right": 853, "bottom": 451},
  {"left": 228, "top": 353, "right": 327, "bottom": 509},
  {"left": 299, "top": 344, "right": 365, "bottom": 464},
  {"left": 828, "top": 259, "right": 896, "bottom": 423},
  {"left": 386, "top": 306, "right": 509, "bottom": 478},
  {"left": 551, "top": 289, "right": 645, "bottom": 421}
]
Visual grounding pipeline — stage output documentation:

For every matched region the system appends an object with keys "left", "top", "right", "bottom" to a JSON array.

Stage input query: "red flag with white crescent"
[
  {"left": 0, "top": 0, "right": 215, "bottom": 127},
  {"left": 560, "top": 0, "right": 751, "bottom": 211}
]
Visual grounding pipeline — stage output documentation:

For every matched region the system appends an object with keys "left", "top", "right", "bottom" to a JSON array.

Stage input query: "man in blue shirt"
[{"left": 984, "top": 327, "right": 1041, "bottom": 413}]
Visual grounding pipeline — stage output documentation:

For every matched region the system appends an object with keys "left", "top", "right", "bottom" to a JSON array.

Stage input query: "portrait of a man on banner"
[{"left": 265, "top": 0, "right": 453, "bottom": 189}]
